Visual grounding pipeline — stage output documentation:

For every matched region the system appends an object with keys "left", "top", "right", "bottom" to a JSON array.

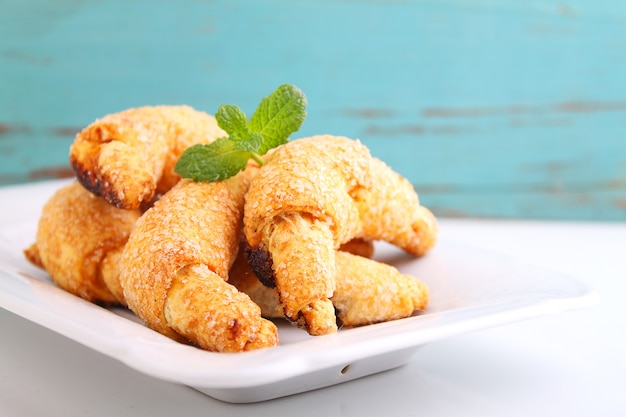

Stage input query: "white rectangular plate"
[{"left": 0, "top": 179, "right": 597, "bottom": 403}]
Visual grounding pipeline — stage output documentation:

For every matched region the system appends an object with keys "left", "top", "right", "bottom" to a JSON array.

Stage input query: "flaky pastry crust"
[
  {"left": 24, "top": 181, "right": 140, "bottom": 304},
  {"left": 230, "top": 249, "right": 429, "bottom": 327},
  {"left": 244, "top": 135, "right": 438, "bottom": 335},
  {"left": 70, "top": 105, "right": 225, "bottom": 209},
  {"left": 119, "top": 167, "right": 278, "bottom": 352}
]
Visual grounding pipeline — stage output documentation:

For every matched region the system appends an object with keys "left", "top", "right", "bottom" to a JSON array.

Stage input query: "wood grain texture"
[{"left": 1, "top": 0, "right": 625, "bottom": 220}]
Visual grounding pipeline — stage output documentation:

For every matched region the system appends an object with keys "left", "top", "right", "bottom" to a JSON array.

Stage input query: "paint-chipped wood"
[
  {"left": 1, "top": 0, "right": 625, "bottom": 220},
  {"left": 27, "top": 167, "right": 75, "bottom": 181}
]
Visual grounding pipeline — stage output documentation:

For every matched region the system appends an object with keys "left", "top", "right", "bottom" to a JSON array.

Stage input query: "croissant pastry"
[
  {"left": 229, "top": 238, "right": 377, "bottom": 318},
  {"left": 24, "top": 181, "right": 141, "bottom": 305},
  {"left": 119, "top": 167, "right": 278, "bottom": 352},
  {"left": 229, "top": 247, "right": 429, "bottom": 327},
  {"left": 244, "top": 135, "right": 438, "bottom": 335},
  {"left": 70, "top": 105, "right": 225, "bottom": 210},
  {"left": 333, "top": 251, "right": 429, "bottom": 326}
]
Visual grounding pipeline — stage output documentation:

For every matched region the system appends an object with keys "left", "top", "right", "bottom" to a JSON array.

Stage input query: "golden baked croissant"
[
  {"left": 229, "top": 247, "right": 429, "bottom": 327},
  {"left": 24, "top": 181, "right": 141, "bottom": 305},
  {"left": 70, "top": 105, "right": 225, "bottom": 210},
  {"left": 244, "top": 135, "right": 438, "bottom": 335},
  {"left": 119, "top": 167, "right": 279, "bottom": 352},
  {"left": 333, "top": 251, "right": 429, "bottom": 326},
  {"left": 229, "top": 238, "right": 377, "bottom": 319}
]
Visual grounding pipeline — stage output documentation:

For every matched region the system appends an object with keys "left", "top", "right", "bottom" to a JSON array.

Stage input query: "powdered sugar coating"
[
  {"left": 332, "top": 251, "right": 429, "bottom": 326},
  {"left": 230, "top": 247, "right": 429, "bottom": 328},
  {"left": 165, "top": 264, "right": 278, "bottom": 352},
  {"left": 245, "top": 135, "right": 372, "bottom": 248},
  {"left": 119, "top": 174, "right": 248, "bottom": 342},
  {"left": 242, "top": 135, "right": 438, "bottom": 335},
  {"left": 70, "top": 105, "right": 226, "bottom": 209},
  {"left": 26, "top": 181, "right": 140, "bottom": 304}
]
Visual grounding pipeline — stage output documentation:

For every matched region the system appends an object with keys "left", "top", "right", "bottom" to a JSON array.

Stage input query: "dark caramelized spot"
[
  {"left": 294, "top": 311, "right": 309, "bottom": 331},
  {"left": 70, "top": 159, "right": 128, "bottom": 209},
  {"left": 334, "top": 306, "right": 344, "bottom": 329},
  {"left": 245, "top": 244, "right": 276, "bottom": 288}
]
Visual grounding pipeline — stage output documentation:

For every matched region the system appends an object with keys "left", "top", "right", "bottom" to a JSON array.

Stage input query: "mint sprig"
[{"left": 175, "top": 84, "right": 307, "bottom": 182}]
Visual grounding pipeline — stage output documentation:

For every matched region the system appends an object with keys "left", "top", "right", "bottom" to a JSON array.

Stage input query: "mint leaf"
[
  {"left": 248, "top": 84, "right": 307, "bottom": 154},
  {"left": 174, "top": 139, "right": 250, "bottom": 182},
  {"left": 216, "top": 104, "right": 248, "bottom": 140},
  {"left": 234, "top": 131, "right": 263, "bottom": 153},
  {"left": 175, "top": 83, "right": 307, "bottom": 183}
]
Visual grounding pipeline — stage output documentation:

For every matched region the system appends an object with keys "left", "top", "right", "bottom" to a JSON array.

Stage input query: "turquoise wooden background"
[{"left": 1, "top": 0, "right": 625, "bottom": 220}]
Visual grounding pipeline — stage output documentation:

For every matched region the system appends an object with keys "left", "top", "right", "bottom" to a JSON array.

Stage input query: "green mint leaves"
[{"left": 174, "top": 84, "right": 307, "bottom": 182}]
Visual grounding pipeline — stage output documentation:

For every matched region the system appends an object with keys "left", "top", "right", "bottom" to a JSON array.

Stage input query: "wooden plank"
[{"left": 1, "top": 0, "right": 625, "bottom": 220}]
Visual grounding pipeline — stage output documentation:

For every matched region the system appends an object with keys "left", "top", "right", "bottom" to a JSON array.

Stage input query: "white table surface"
[{"left": 1, "top": 218, "right": 624, "bottom": 417}]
